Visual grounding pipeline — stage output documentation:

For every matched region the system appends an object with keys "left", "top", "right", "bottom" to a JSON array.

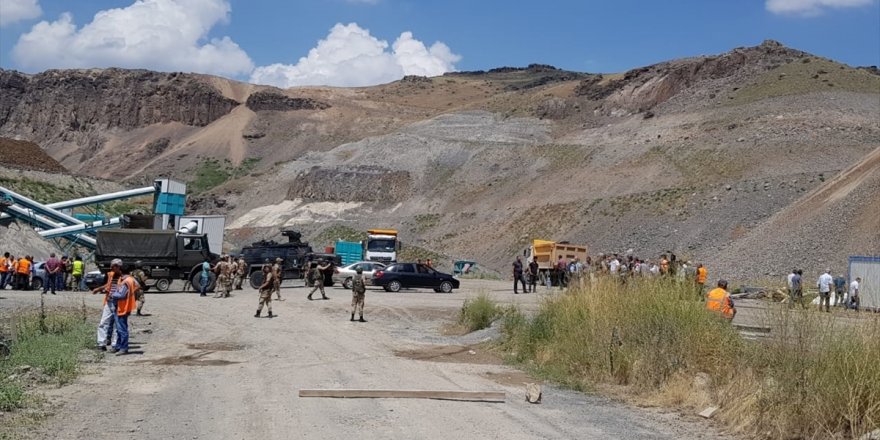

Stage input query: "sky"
[{"left": 0, "top": 0, "right": 878, "bottom": 88}]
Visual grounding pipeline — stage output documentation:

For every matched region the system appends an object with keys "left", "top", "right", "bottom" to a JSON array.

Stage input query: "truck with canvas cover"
[
  {"left": 524, "top": 239, "right": 588, "bottom": 285},
  {"left": 365, "top": 229, "right": 400, "bottom": 264},
  {"left": 242, "top": 230, "right": 314, "bottom": 289},
  {"left": 95, "top": 229, "right": 220, "bottom": 292}
]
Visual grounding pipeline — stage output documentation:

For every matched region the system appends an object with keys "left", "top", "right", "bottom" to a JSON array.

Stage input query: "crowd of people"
[{"left": 0, "top": 251, "right": 86, "bottom": 292}]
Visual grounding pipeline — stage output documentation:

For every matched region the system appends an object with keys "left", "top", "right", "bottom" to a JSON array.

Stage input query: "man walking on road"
[
  {"left": 350, "top": 267, "right": 367, "bottom": 322},
  {"left": 234, "top": 255, "right": 246, "bottom": 290},
  {"left": 817, "top": 269, "right": 833, "bottom": 313},
  {"left": 255, "top": 265, "right": 274, "bottom": 318},
  {"left": 109, "top": 266, "right": 138, "bottom": 356},
  {"left": 513, "top": 256, "right": 527, "bottom": 294},
  {"left": 214, "top": 255, "right": 233, "bottom": 298},
  {"left": 307, "top": 261, "right": 330, "bottom": 301},
  {"left": 43, "top": 253, "right": 61, "bottom": 295}
]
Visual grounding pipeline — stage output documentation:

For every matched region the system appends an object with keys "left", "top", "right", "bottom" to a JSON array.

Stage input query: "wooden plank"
[{"left": 298, "top": 389, "right": 506, "bottom": 402}]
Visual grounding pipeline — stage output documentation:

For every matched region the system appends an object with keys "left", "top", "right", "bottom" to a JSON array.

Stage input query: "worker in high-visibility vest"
[
  {"left": 706, "top": 279, "right": 736, "bottom": 320},
  {"left": 16, "top": 256, "right": 31, "bottom": 290},
  {"left": 71, "top": 256, "right": 85, "bottom": 292},
  {"left": 695, "top": 263, "right": 708, "bottom": 299},
  {"left": 0, "top": 252, "right": 10, "bottom": 290}
]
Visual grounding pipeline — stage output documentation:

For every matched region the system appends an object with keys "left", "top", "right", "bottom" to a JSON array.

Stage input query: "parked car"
[
  {"left": 84, "top": 270, "right": 106, "bottom": 290},
  {"left": 372, "top": 263, "right": 459, "bottom": 293},
  {"left": 30, "top": 261, "right": 47, "bottom": 291},
  {"left": 333, "top": 261, "right": 385, "bottom": 289}
]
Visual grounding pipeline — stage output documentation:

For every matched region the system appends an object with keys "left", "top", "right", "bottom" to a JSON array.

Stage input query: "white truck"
[{"left": 364, "top": 229, "right": 400, "bottom": 264}]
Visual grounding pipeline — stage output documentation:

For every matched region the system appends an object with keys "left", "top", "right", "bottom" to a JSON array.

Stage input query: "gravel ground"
[{"left": 1, "top": 279, "right": 733, "bottom": 440}]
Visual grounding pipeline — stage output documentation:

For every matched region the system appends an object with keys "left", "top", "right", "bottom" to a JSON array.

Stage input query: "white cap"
[{"left": 111, "top": 258, "right": 123, "bottom": 267}]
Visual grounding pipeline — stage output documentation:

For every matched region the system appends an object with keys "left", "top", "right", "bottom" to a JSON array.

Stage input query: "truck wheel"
[
  {"left": 190, "top": 272, "right": 216, "bottom": 293},
  {"left": 343, "top": 277, "right": 353, "bottom": 290},
  {"left": 155, "top": 279, "right": 171, "bottom": 292},
  {"left": 388, "top": 280, "right": 402, "bottom": 293},
  {"left": 249, "top": 271, "right": 264, "bottom": 290},
  {"left": 439, "top": 281, "right": 454, "bottom": 293}
]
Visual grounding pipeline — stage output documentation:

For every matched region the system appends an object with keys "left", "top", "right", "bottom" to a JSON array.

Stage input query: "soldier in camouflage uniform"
[
  {"left": 307, "top": 261, "right": 330, "bottom": 301},
  {"left": 215, "top": 255, "right": 233, "bottom": 298},
  {"left": 350, "top": 267, "right": 367, "bottom": 322},
  {"left": 272, "top": 257, "right": 284, "bottom": 301},
  {"left": 234, "top": 255, "right": 246, "bottom": 290},
  {"left": 131, "top": 261, "right": 149, "bottom": 316},
  {"left": 255, "top": 265, "right": 274, "bottom": 318}
]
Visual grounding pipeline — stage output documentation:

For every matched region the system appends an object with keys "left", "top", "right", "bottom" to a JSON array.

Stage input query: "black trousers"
[{"left": 514, "top": 273, "right": 527, "bottom": 293}]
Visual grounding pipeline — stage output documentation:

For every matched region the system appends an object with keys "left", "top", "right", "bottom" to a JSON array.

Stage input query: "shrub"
[{"left": 458, "top": 293, "right": 501, "bottom": 332}]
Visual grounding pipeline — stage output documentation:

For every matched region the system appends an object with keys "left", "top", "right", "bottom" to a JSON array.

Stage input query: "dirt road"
[{"left": 3, "top": 280, "right": 730, "bottom": 440}]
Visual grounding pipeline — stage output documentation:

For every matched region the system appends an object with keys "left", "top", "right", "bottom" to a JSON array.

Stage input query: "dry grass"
[{"left": 500, "top": 277, "right": 880, "bottom": 439}]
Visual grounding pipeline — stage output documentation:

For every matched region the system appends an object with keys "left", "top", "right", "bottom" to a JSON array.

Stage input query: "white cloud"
[
  {"left": 766, "top": 0, "right": 875, "bottom": 15},
  {"left": 0, "top": 0, "right": 42, "bottom": 26},
  {"left": 12, "top": 0, "right": 253, "bottom": 77},
  {"left": 250, "top": 23, "right": 461, "bottom": 88}
]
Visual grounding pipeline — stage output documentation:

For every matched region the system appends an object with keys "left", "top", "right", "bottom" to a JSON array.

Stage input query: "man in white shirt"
[
  {"left": 609, "top": 258, "right": 620, "bottom": 275},
  {"left": 849, "top": 277, "right": 861, "bottom": 311},
  {"left": 816, "top": 269, "right": 834, "bottom": 313},
  {"left": 786, "top": 269, "right": 796, "bottom": 295}
]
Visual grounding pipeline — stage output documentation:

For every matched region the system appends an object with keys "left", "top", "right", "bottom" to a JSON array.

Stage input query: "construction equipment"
[{"left": 524, "top": 239, "right": 588, "bottom": 285}]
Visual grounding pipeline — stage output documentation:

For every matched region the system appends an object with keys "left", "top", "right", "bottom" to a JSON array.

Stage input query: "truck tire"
[
  {"left": 190, "top": 272, "right": 216, "bottom": 293},
  {"left": 249, "top": 271, "right": 264, "bottom": 290},
  {"left": 155, "top": 278, "right": 171, "bottom": 292}
]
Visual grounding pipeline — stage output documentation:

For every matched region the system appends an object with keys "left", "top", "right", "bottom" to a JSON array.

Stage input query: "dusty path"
[{"left": 2, "top": 280, "right": 731, "bottom": 440}]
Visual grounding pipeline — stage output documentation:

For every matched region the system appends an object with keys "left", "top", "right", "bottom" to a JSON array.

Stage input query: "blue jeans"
[
  {"left": 199, "top": 275, "right": 209, "bottom": 296},
  {"left": 0, "top": 272, "right": 9, "bottom": 289},
  {"left": 114, "top": 314, "right": 129, "bottom": 352}
]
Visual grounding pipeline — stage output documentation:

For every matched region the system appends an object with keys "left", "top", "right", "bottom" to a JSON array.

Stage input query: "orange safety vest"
[
  {"left": 696, "top": 267, "right": 707, "bottom": 284},
  {"left": 16, "top": 259, "right": 31, "bottom": 275},
  {"left": 0, "top": 257, "right": 7, "bottom": 273},
  {"left": 706, "top": 287, "right": 735, "bottom": 320},
  {"left": 115, "top": 276, "right": 138, "bottom": 316}
]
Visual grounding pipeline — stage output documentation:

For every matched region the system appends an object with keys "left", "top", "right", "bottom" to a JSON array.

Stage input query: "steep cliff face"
[{"left": 0, "top": 68, "right": 239, "bottom": 154}]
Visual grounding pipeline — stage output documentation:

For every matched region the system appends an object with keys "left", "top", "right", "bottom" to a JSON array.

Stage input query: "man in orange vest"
[
  {"left": 696, "top": 263, "right": 708, "bottom": 298},
  {"left": 0, "top": 252, "right": 10, "bottom": 290},
  {"left": 16, "top": 256, "right": 31, "bottom": 290},
  {"left": 706, "top": 279, "right": 736, "bottom": 320},
  {"left": 108, "top": 263, "right": 138, "bottom": 356}
]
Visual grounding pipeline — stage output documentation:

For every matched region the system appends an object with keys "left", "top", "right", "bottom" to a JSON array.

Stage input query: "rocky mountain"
[{"left": 1, "top": 40, "right": 878, "bottom": 280}]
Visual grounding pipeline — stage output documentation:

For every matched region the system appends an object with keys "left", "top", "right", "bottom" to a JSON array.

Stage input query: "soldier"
[
  {"left": 272, "top": 257, "right": 284, "bottom": 301},
  {"left": 234, "top": 255, "right": 246, "bottom": 290},
  {"left": 214, "top": 255, "right": 233, "bottom": 298},
  {"left": 307, "top": 260, "right": 330, "bottom": 301},
  {"left": 350, "top": 267, "right": 367, "bottom": 322},
  {"left": 131, "top": 261, "right": 149, "bottom": 316},
  {"left": 255, "top": 265, "right": 274, "bottom": 318}
]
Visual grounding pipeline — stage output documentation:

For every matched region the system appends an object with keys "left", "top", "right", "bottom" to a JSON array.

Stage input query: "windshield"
[{"left": 367, "top": 239, "right": 396, "bottom": 253}]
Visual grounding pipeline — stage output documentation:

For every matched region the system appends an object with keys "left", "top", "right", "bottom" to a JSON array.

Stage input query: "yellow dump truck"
[{"left": 525, "top": 239, "right": 588, "bottom": 285}]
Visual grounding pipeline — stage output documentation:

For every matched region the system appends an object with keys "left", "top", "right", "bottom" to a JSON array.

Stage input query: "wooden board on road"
[{"left": 299, "top": 389, "right": 506, "bottom": 402}]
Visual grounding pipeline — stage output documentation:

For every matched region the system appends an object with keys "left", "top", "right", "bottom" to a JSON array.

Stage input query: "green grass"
[
  {"left": 188, "top": 157, "right": 261, "bottom": 194},
  {"left": 313, "top": 224, "right": 368, "bottom": 246},
  {"left": 499, "top": 277, "right": 880, "bottom": 439},
  {"left": 411, "top": 214, "right": 441, "bottom": 234},
  {"left": 0, "top": 311, "right": 94, "bottom": 411},
  {"left": 458, "top": 293, "right": 502, "bottom": 332},
  {"left": 0, "top": 177, "right": 91, "bottom": 204}
]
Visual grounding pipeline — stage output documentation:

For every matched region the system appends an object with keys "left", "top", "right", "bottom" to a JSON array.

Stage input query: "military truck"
[
  {"left": 241, "top": 230, "right": 314, "bottom": 289},
  {"left": 95, "top": 229, "right": 220, "bottom": 292}
]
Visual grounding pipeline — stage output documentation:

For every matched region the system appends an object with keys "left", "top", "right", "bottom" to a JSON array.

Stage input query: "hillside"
[{"left": 1, "top": 40, "right": 878, "bottom": 279}]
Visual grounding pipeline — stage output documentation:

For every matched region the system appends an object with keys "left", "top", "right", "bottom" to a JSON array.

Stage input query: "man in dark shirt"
[
  {"left": 512, "top": 256, "right": 527, "bottom": 294},
  {"left": 528, "top": 259, "right": 539, "bottom": 293},
  {"left": 43, "top": 253, "right": 61, "bottom": 295}
]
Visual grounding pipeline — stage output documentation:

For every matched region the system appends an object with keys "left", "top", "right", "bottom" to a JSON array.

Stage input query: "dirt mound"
[{"left": 0, "top": 138, "right": 65, "bottom": 172}]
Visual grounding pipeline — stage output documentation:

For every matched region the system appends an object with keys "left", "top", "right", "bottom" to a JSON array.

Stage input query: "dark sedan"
[{"left": 372, "top": 263, "right": 459, "bottom": 293}]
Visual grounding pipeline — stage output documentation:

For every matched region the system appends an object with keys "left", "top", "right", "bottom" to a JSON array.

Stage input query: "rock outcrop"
[{"left": 245, "top": 91, "right": 330, "bottom": 112}]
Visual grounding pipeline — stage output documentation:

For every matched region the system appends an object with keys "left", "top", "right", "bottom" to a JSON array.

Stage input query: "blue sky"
[{"left": 0, "top": 0, "right": 878, "bottom": 87}]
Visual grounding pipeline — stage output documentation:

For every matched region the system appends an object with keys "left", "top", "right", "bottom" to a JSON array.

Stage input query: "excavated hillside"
[{"left": 1, "top": 40, "right": 878, "bottom": 279}]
